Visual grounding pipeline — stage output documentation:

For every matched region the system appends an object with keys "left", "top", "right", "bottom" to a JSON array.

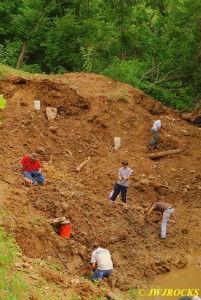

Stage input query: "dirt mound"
[{"left": 0, "top": 73, "right": 201, "bottom": 293}]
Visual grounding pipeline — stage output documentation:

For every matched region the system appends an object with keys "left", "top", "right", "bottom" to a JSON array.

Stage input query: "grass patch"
[
  {"left": 0, "top": 226, "right": 29, "bottom": 299},
  {"left": 0, "top": 94, "right": 6, "bottom": 109},
  {"left": 0, "top": 64, "right": 33, "bottom": 80},
  {"left": 0, "top": 226, "right": 21, "bottom": 267},
  {"left": 117, "top": 89, "right": 128, "bottom": 103}
]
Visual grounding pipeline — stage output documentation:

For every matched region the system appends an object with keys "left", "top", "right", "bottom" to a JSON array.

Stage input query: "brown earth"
[{"left": 0, "top": 72, "right": 201, "bottom": 298}]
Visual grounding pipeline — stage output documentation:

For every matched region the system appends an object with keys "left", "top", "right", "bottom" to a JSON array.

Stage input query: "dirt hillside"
[{"left": 0, "top": 72, "right": 201, "bottom": 297}]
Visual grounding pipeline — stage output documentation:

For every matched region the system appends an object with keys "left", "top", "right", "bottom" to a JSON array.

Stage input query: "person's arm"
[
  {"left": 153, "top": 213, "right": 163, "bottom": 223},
  {"left": 90, "top": 252, "right": 97, "bottom": 270},
  {"left": 118, "top": 170, "right": 123, "bottom": 181},
  {"left": 145, "top": 205, "right": 154, "bottom": 218},
  {"left": 157, "top": 213, "right": 162, "bottom": 221},
  {"left": 36, "top": 160, "right": 42, "bottom": 174},
  {"left": 20, "top": 158, "right": 25, "bottom": 172}
]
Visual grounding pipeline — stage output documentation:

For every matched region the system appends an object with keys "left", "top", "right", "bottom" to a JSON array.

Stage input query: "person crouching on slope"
[{"left": 90, "top": 244, "right": 113, "bottom": 282}]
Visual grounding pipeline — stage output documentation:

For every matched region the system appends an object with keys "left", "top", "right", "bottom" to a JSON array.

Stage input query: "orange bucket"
[{"left": 60, "top": 222, "right": 72, "bottom": 238}]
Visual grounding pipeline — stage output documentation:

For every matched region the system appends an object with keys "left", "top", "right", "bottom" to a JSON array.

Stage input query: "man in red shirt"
[{"left": 20, "top": 153, "right": 45, "bottom": 185}]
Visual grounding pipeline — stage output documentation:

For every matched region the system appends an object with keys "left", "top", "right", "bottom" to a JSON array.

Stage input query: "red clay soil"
[{"left": 0, "top": 73, "right": 200, "bottom": 292}]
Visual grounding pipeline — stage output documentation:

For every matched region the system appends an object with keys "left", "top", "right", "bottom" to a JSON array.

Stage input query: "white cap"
[{"left": 192, "top": 297, "right": 201, "bottom": 300}]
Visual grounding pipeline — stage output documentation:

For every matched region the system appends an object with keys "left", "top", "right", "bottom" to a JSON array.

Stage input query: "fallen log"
[
  {"left": 76, "top": 156, "right": 91, "bottom": 172},
  {"left": 148, "top": 149, "right": 182, "bottom": 159}
]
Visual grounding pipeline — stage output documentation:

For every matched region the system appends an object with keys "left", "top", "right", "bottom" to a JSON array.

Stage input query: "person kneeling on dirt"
[
  {"left": 145, "top": 201, "right": 174, "bottom": 239},
  {"left": 20, "top": 153, "right": 45, "bottom": 185},
  {"left": 90, "top": 244, "right": 113, "bottom": 282}
]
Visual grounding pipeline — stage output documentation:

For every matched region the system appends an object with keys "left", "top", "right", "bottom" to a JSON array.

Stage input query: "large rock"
[{"left": 46, "top": 107, "right": 57, "bottom": 121}]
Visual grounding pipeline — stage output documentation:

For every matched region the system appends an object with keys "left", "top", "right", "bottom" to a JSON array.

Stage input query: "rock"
[
  {"left": 181, "top": 113, "right": 192, "bottom": 122},
  {"left": 190, "top": 170, "right": 196, "bottom": 173},
  {"left": 181, "top": 228, "right": 188, "bottom": 235},
  {"left": 171, "top": 168, "right": 177, "bottom": 172},
  {"left": 48, "top": 126, "right": 58, "bottom": 133},
  {"left": 36, "top": 146, "right": 45, "bottom": 154},
  {"left": 180, "top": 129, "right": 189, "bottom": 136},
  {"left": 46, "top": 107, "right": 57, "bottom": 121}
]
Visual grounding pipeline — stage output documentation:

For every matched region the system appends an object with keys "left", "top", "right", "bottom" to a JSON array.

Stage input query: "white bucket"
[
  {"left": 34, "top": 100, "right": 40, "bottom": 110},
  {"left": 114, "top": 137, "right": 121, "bottom": 150}
]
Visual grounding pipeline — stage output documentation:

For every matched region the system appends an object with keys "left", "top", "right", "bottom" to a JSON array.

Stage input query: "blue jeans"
[
  {"left": 161, "top": 208, "right": 174, "bottom": 238},
  {"left": 22, "top": 171, "right": 45, "bottom": 184},
  {"left": 91, "top": 269, "right": 112, "bottom": 281},
  {"left": 110, "top": 183, "right": 128, "bottom": 203}
]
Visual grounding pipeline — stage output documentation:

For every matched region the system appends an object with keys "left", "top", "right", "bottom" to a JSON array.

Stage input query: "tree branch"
[{"left": 148, "top": 12, "right": 155, "bottom": 33}]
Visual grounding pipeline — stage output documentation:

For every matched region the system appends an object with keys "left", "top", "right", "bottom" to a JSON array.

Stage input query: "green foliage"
[
  {"left": 0, "top": 94, "right": 6, "bottom": 109},
  {"left": 45, "top": 261, "right": 62, "bottom": 271},
  {"left": 0, "top": 227, "right": 28, "bottom": 299},
  {"left": 0, "top": 0, "right": 200, "bottom": 110},
  {"left": 68, "top": 294, "right": 81, "bottom": 300},
  {"left": 0, "top": 40, "right": 21, "bottom": 67},
  {"left": 80, "top": 46, "right": 94, "bottom": 72},
  {"left": 128, "top": 288, "right": 138, "bottom": 300},
  {"left": 0, "top": 227, "right": 21, "bottom": 267},
  {"left": 21, "top": 63, "right": 43, "bottom": 73},
  {"left": 118, "top": 89, "right": 128, "bottom": 103},
  {"left": 0, "top": 269, "right": 28, "bottom": 300},
  {"left": 102, "top": 57, "right": 197, "bottom": 111}
]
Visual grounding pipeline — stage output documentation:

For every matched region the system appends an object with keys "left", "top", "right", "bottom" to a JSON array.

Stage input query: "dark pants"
[
  {"left": 148, "top": 129, "right": 159, "bottom": 147},
  {"left": 110, "top": 183, "right": 128, "bottom": 203},
  {"left": 91, "top": 269, "right": 112, "bottom": 281}
]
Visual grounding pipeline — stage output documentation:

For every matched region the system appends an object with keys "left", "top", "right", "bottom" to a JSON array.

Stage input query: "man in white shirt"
[
  {"left": 110, "top": 160, "right": 133, "bottom": 203},
  {"left": 90, "top": 244, "right": 113, "bottom": 281},
  {"left": 148, "top": 117, "right": 163, "bottom": 148}
]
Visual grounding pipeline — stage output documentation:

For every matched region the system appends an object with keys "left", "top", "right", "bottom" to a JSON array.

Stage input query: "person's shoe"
[
  {"left": 40, "top": 181, "right": 46, "bottom": 186},
  {"left": 33, "top": 182, "right": 38, "bottom": 186}
]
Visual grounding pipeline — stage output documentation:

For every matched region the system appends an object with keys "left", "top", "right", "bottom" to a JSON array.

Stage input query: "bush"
[{"left": 102, "top": 59, "right": 196, "bottom": 111}]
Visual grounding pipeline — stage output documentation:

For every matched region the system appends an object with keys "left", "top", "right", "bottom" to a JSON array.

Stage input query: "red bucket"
[{"left": 60, "top": 222, "right": 72, "bottom": 238}]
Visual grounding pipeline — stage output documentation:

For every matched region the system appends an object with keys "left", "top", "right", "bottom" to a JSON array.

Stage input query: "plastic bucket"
[
  {"left": 34, "top": 100, "right": 40, "bottom": 110},
  {"left": 60, "top": 223, "right": 72, "bottom": 238},
  {"left": 114, "top": 137, "right": 121, "bottom": 150}
]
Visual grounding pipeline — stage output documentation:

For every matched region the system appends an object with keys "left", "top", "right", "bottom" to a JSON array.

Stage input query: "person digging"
[{"left": 145, "top": 201, "right": 174, "bottom": 239}]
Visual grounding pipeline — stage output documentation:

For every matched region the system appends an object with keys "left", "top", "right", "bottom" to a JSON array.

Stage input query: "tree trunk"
[
  {"left": 16, "top": 41, "right": 27, "bottom": 69},
  {"left": 148, "top": 149, "right": 182, "bottom": 159}
]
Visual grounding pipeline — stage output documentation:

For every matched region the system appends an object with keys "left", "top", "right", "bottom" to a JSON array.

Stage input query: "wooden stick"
[
  {"left": 76, "top": 156, "right": 91, "bottom": 172},
  {"left": 45, "top": 239, "right": 69, "bottom": 272},
  {"left": 148, "top": 149, "right": 182, "bottom": 159}
]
